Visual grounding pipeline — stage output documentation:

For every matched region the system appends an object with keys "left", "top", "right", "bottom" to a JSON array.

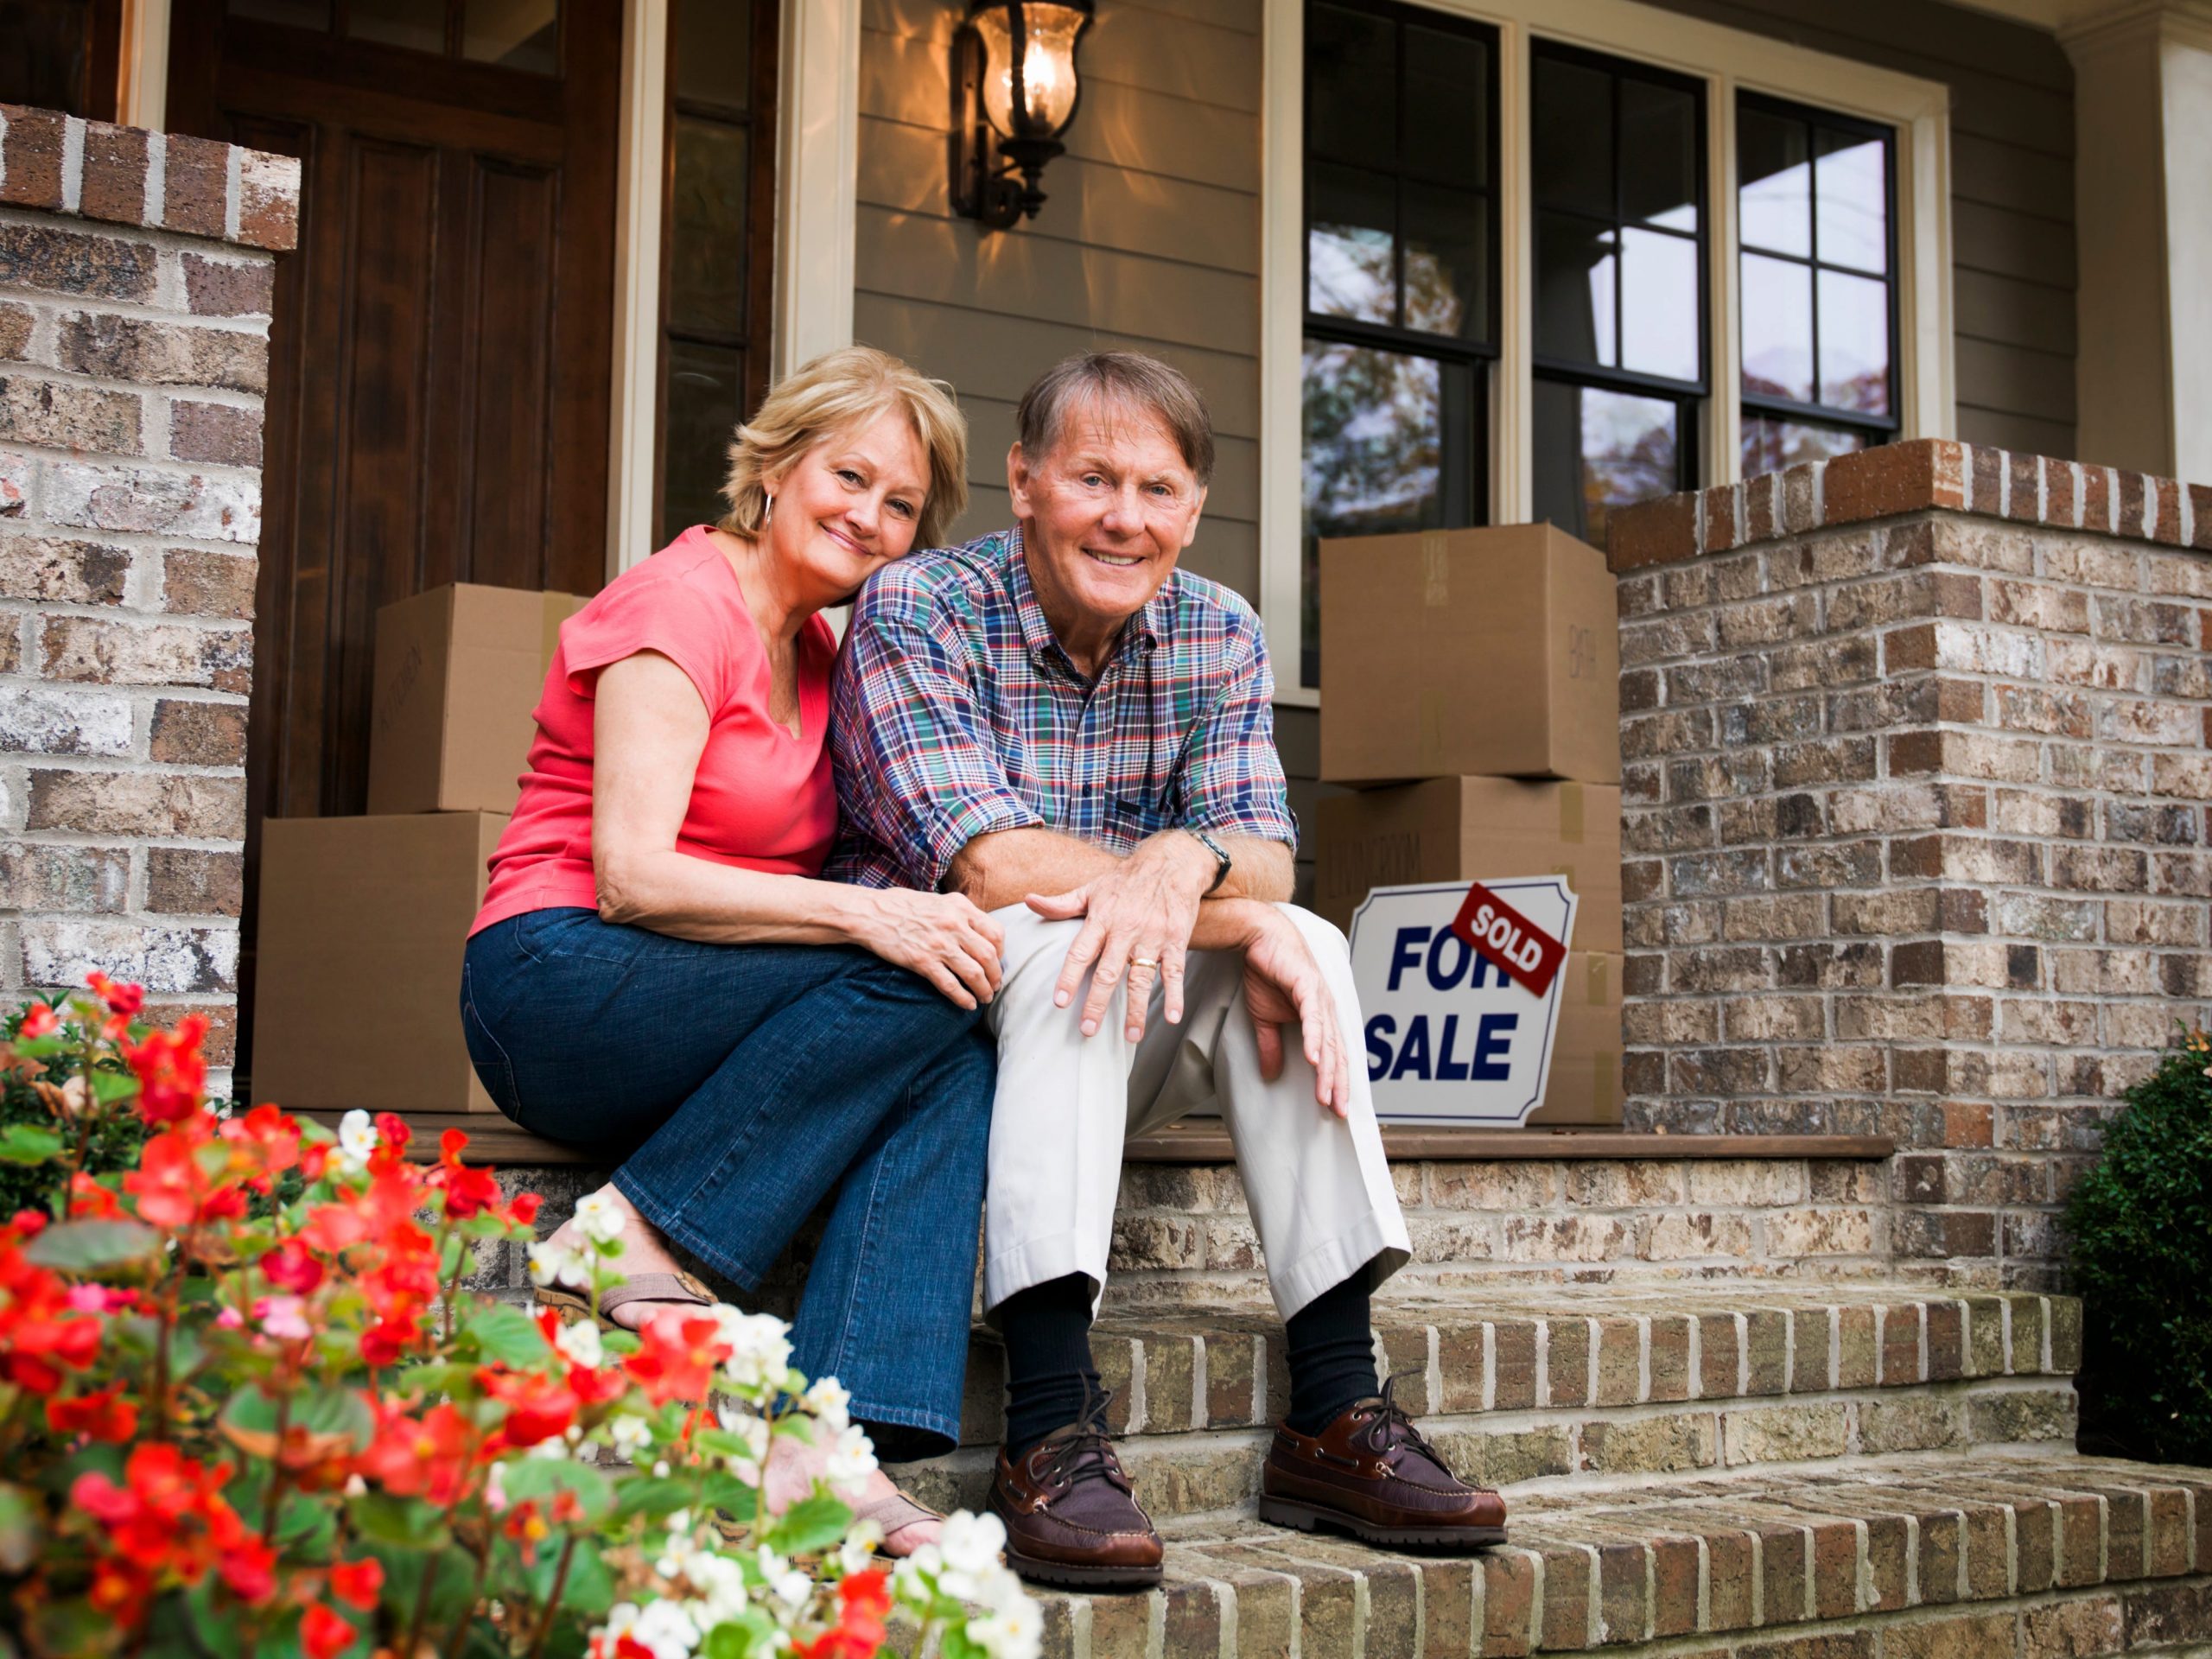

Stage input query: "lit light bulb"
[{"left": 973, "top": 4, "right": 1088, "bottom": 137}]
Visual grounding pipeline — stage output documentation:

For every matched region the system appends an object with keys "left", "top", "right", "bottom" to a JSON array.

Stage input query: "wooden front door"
[{"left": 166, "top": 0, "right": 620, "bottom": 1076}]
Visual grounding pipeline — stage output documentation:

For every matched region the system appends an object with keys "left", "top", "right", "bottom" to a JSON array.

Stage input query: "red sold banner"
[{"left": 1450, "top": 880, "right": 1568, "bottom": 997}]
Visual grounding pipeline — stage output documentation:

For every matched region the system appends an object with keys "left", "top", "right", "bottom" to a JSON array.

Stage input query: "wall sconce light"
[{"left": 950, "top": 1, "right": 1094, "bottom": 229}]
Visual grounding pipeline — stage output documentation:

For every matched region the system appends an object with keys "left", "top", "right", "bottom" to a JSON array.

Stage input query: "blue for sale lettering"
[{"left": 1364, "top": 1010, "right": 1520, "bottom": 1082}]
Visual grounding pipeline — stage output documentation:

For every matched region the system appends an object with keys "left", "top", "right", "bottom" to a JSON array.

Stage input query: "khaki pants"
[{"left": 981, "top": 903, "right": 1410, "bottom": 1323}]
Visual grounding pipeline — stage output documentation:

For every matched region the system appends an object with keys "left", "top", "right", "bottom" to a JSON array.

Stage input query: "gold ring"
[{"left": 1130, "top": 957, "right": 1160, "bottom": 969}]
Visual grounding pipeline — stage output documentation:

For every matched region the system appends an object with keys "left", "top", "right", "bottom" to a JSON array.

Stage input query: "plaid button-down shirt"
[{"left": 827, "top": 528, "right": 1300, "bottom": 892}]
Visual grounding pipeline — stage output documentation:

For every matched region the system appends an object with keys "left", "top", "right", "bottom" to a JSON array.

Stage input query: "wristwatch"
[{"left": 1188, "top": 828, "right": 1233, "bottom": 895}]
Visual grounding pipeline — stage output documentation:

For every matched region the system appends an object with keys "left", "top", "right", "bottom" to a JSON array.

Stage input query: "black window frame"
[
  {"left": 1735, "top": 90, "right": 1903, "bottom": 449},
  {"left": 1300, "top": 0, "right": 1500, "bottom": 689},
  {"left": 1528, "top": 37, "right": 1708, "bottom": 521}
]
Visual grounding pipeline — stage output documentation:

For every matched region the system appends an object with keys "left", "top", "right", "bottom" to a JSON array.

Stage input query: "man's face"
[{"left": 1007, "top": 398, "right": 1208, "bottom": 636}]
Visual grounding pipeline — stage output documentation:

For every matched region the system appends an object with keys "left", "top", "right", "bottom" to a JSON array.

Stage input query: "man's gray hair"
[{"left": 1016, "top": 351, "right": 1217, "bottom": 487}]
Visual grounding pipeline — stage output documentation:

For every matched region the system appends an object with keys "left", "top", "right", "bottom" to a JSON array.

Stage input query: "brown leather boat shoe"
[
  {"left": 986, "top": 1398, "right": 1164, "bottom": 1590},
  {"left": 1258, "top": 1373, "right": 1508, "bottom": 1549}
]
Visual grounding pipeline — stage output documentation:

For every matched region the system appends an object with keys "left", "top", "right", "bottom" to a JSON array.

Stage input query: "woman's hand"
[
  {"left": 1234, "top": 907, "right": 1353, "bottom": 1117},
  {"left": 853, "top": 888, "right": 1007, "bottom": 1009}
]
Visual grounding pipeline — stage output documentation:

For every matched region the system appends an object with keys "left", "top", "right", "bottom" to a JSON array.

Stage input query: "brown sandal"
[
  {"left": 537, "top": 1268, "right": 717, "bottom": 1330},
  {"left": 853, "top": 1487, "right": 945, "bottom": 1554}
]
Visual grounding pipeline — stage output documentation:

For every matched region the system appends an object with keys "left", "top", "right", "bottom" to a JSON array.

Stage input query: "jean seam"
[
  {"left": 460, "top": 963, "right": 522, "bottom": 1118},
  {"left": 817, "top": 1090, "right": 902, "bottom": 1405}
]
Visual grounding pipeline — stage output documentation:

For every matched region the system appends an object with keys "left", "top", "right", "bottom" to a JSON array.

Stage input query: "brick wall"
[
  {"left": 0, "top": 106, "right": 298, "bottom": 1090},
  {"left": 1608, "top": 441, "right": 2212, "bottom": 1293}
]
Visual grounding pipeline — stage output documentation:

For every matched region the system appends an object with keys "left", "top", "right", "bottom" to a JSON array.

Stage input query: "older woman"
[{"left": 459, "top": 346, "right": 996, "bottom": 1551}]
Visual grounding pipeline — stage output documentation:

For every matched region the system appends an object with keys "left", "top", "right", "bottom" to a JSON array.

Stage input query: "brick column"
[
  {"left": 1607, "top": 441, "right": 2212, "bottom": 1290},
  {"left": 0, "top": 105, "right": 299, "bottom": 1091}
]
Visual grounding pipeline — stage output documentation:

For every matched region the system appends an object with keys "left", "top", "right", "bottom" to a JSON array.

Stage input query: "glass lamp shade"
[{"left": 969, "top": 3, "right": 1089, "bottom": 140}]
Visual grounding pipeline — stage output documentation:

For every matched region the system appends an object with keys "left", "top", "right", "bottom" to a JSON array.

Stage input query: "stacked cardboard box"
[
  {"left": 253, "top": 584, "right": 587, "bottom": 1114},
  {"left": 1314, "top": 524, "right": 1623, "bottom": 1126}
]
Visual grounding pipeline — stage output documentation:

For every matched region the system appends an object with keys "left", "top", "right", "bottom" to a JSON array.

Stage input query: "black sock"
[
  {"left": 998, "top": 1274, "right": 1101, "bottom": 1459},
  {"left": 1284, "top": 1268, "right": 1380, "bottom": 1435}
]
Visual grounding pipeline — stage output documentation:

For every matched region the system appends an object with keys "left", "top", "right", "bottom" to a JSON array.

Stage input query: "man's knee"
[
  {"left": 990, "top": 910, "right": 1090, "bottom": 1011},
  {"left": 1275, "top": 902, "right": 1351, "bottom": 963}
]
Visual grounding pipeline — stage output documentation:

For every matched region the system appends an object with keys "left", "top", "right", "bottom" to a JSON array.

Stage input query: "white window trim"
[
  {"left": 608, "top": 0, "right": 859, "bottom": 576},
  {"left": 1260, "top": 0, "right": 1955, "bottom": 708}
]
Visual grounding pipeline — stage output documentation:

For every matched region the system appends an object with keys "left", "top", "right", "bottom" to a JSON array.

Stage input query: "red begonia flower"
[
  {"left": 46, "top": 1386, "right": 138, "bottom": 1443},
  {"left": 301, "top": 1604, "right": 357, "bottom": 1659},
  {"left": 329, "top": 1556, "right": 384, "bottom": 1611}
]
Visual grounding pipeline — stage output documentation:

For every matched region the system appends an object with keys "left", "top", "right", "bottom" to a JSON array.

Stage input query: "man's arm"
[{"left": 946, "top": 825, "right": 1292, "bottom": 913}]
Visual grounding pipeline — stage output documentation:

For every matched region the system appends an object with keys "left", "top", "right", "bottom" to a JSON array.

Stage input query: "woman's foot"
[
  {"left": 544, "top": 1184, "right": 704, "bottom": 1332},
  {"left": 763, "top": 1429, "right": 942, "bottom": 1556}
]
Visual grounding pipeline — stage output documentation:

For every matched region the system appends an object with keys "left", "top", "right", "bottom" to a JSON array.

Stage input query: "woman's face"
[{"left": 766, "top": 408, "right": 932, "bottom": 602}]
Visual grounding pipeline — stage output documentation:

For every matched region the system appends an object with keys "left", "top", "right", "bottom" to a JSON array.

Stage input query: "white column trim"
[
  {"left": 1258, "top": 0, "right": 1310, "bottom": 706},
  {"left": 606, "top": 0, "right": 670, "bottom": 576},
  {"left": 773, "top": 0, "right": 860, "bottom": 381},
  {"left": 1493, "top": 18, "right": 1533, "bottom": 522},
  {"left": 118, "top": 0, "right": 171, "bottom": 130}
]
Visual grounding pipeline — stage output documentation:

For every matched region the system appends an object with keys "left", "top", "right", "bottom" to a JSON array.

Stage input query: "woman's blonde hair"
[{"left": 719, "top": 345, "right": 969, "bottom": 550}]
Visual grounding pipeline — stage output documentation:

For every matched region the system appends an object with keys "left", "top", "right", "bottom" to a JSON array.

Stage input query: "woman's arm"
[{"left": 589, "top": 652, "right": 1004, "bottom": 1005}]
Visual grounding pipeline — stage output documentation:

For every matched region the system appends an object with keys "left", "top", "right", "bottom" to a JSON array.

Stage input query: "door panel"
[{"left": 166, "top": 0, "right": 619, "bottom": 1081}]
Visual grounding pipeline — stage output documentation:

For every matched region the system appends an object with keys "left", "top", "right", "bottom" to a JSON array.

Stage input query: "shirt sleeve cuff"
[{"left": 913, "top": 791, "right": 1046, "bottom": 891}]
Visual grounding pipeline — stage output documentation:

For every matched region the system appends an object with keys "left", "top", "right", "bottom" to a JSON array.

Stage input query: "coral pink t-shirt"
[{"left": 470, "top": 526, "right": 839, "bottom": 936}]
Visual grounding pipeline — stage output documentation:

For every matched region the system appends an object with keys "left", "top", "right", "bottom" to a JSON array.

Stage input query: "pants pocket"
[{"left": 458, "top": 960, "right": 524, "bottom": 1120}]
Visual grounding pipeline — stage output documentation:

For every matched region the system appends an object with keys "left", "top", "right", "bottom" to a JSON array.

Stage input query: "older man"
[{"left": 830, "top": 352, "right": 1505, "bottom": 1586}]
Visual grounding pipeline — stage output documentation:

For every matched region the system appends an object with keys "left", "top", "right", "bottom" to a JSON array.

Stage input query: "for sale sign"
[{"left": 1348, "top": 876, "right": 1580, "bottom": 1126}]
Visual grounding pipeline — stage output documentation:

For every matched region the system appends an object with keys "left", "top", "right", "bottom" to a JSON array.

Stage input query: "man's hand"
[
  {"left": 1025, "top": 830, "right": 1216, "bottom": 1040},
  {"left": 1237, "top": 907, "right": 1352, "bottom": 1116}
]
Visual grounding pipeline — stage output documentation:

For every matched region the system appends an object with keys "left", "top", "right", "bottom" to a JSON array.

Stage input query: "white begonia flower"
[
  {"left": 969, "top": 1596, "right": 1045, "bottom": 1659},
  {"left": 609, "top": 1414, "right": 654, "bottom": 1459},
  {"left": 598, "top": 1602, "right": 702, "bottom": 1659},
  {"left": 891, "top": 1541, "right": 943, "bottom": 1603},
  {"left": 553, "top": 1318, "right": 604, "bottom": 1369},
  {"left": 483, "top": 1464, "right": 510, "bottom": 1514},
  {"left": 800, "top": 1376, "right": 851, "bottom": 1433},
  {"left": 527, "top": 1240, "right": 588, "bottom": 1289},
  {"left": 686, "top": 1551, "right": 749, "bottom": 1623},
  {"left": 754, "top": 1546, "right": 812, "bottom": 1616},
  {"left": 336, "top": 1109, "right": 378, "bottom": 1174},
  {"left": 939, "top": 1510, "right": 1006, "bottom": 1579},
  {"left": 837, "top": 1519, "right": 885, "bottom": 1578},
  {"left": 709, "top": 1306, "right": 793, "bottom": 1391},
  {"left": 822, "top": 1422, "right": 877, "bottom": 1497},
  {"left": 571, "top": 1191, "right": 628, "bottom": 1244}
]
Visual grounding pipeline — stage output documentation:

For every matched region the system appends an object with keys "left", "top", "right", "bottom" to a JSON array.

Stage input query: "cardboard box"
[
  {"left": 252, "top": 813, "right": 506, "bottom": 1115},
  {"left": 368, "top": 583, "right": 588, "bottom": 815},
  {"left": 1319, "top": 524, "right": 1620, "bottom": 785},
  {"left": 1529, "top": 950, "right": 1624, "bottom": 1127},
  {"left": 1315, "top": 777, "right": 1622, "bottom": 951}
]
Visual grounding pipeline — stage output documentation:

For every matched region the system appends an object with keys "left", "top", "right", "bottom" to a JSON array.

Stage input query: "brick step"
[
  {"left": 1017, "top": 1452, "right": 2212, "bottom": 1659},
  {"left": 899, "top": 1287, "right": 2082, "bottom": 1524}
]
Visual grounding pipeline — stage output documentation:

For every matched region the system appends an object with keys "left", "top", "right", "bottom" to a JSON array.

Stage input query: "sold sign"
[{"left": 1452, "top": 880, "right": 1567, "bottom": 996}]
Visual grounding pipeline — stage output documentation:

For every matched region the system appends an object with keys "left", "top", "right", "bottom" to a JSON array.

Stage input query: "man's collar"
[{"left": 1005, "top": 525, "right": 1173, "bottom": 673}]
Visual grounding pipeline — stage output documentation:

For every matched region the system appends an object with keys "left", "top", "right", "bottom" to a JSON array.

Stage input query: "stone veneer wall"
[
  {"left": 1608, "top": 440, "right": 2212, "bottom": 1293},
  {"left": 0, "top": 106, "right": 298, "bottom": 1089}
]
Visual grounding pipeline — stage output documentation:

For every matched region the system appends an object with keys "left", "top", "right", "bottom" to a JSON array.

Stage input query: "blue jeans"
[{"left": 460, "top": 907, "right": 994, "bottom": 1454}]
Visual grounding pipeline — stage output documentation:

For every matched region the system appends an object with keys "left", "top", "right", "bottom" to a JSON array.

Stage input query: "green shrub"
[{"left": 2064, "top": 1027, "right": 2212, "bottom": 1464}]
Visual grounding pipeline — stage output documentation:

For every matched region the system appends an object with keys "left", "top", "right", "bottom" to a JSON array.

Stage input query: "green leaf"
[
  {"left": 763, "top": 1492, "right": 852, "bottom": 1557},
  {"left": 497, "top": 1456, "right": 615, "bottom": 1523},
  {"left": 612, "top": 1475, "right": 700, "bottom": 1521},
  {"left": 697, "top": 1472, "right": 760, "bottom": 1522},
  {"left": 185, "top": 1579, "right": 246, "bottom": 1659},
  {"left": 0, "top": 1481, "right": 41, "bottom": 1573},
  {"left": 462, "top": 1301, "right": 552, "bottom": 1367},
  {"left": 368, "top": 1539, "right": 480, "bottom": 1632},
  {"left": 349, "top": 1490, "right": 453, "bottom": 1549},
  {"left": 7, "top": 1032, "right": 68, "bottom": 1059},
  {"left": 941, "top": 1627, "right": 990, "bottom": 1659},
  {"left": 0, "top": 1123, "right": 63, "bottom": 1165},
  {"left": 23, "top": 1217, "right": 162, "bottom": 1271},
  {"left": 701, "top": 1611, "right": 780, "bottom": 1659},
  {"left": 219, "top": 1381, "right": 375, "bottom": 1459},
  {"left": 90, "top": 1070, "right": 141, "bottom": 1105}
]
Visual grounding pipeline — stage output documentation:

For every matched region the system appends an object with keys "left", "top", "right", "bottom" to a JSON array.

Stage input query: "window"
[
  {"left": 655, "top": 0, "right": 780, "bottom": 545},
  {"left": 1737, "top": 94, "right": 1899, "bottom": 475},
  {"left": 0, "top": 0, "right": 121, "bottom": 118},
  {"left": 1299, "top": 0, "right": 1497, "bottom": 690},
  {"left": 1529, "top": 44, "right": 1704, "bottom": 551},
  {"left": 1262, "top": 0, "right": 1951, "bottom": 706}
]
